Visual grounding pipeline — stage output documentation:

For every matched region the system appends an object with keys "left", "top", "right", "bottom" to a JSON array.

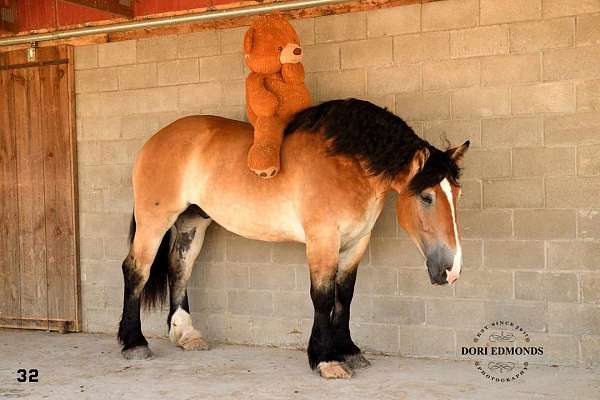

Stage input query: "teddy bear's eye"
[{"left": 277, "top": 46, "right": 283, "bottom": 52}]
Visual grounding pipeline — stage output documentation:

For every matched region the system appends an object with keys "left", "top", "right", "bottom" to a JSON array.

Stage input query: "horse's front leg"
[
  {"left": 333, "top": 234, "right": 371, "bottom": 369},
  {"left": 306, "top": 233, "right": 352, "bottom": 379}
]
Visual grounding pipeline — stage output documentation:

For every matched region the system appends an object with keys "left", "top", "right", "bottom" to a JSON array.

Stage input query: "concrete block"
[
  {"left": 395, "top": 93, "right": 450, "bottom": 120},
  {"left": 423, "top": 58, "right": 479, "bottom": 91},
  {"left": 510, "top": 18, "right": 574, "bottom": 53},
  {"left": 481, "top": 54, "right": 540, "bottom": 86},
  {"left": 545, "top": 112, "right": 600, "bottom": 146},
  {"left": 450, "top": 25, "right": 509, "bottom": 58},
  {"left": 582, "top": 273, "right": 600, "bottom": 304},
  {"left": 577, "top": 13, "right": 600, "bottom": 46},
  {"left": 317, "top": 69, "right": 365, "bottom": 101},
  {"left": 199, "top": 54, "right": 244, "bottom": 82},
  {"left": 578, "top": 144, "right": 600, "bottom": 175},
  {"left": 543, "top": 0, "right": 600, "bottom": 18},
  {"left": 546, "top": 176, "right": 600, "bottom": 208},
  {"left": 367, "top": 64, "right": 421, "bottom": 95},
  {"left": 75, "top": 68, "right": 119, "bottom": 93},
  {"left": 422, "top": 0, "right": 478, "bottom": 31},
  {"left": 118, "top": 63, "right": 158, "bottom": 90},
  {"left": 226, "top": 237, "right": 272, "bottom": 263},
  {"left": 483, "top": 178, "right": 543, "bottom": 209},
  {"left": 177, "top": 30, "right": 219, "bottom": 58},
  {"left": 483, "top": 302, "right": 546, "bottom": 332},
  {"left": 515, "top": 271, "right": 578, "bottom": 302},
  {"left": 451, "top": 87, "right": 510, "bottom": 118},
  {"left": 341, "top": 37, "right": 392, "bottom": 69},
  {"left": 460, "top": 210, "right": 513, "bottom": 239},
  {"left": 544, "top": 46, "right": 600, "bottom": 81},
  {"left": 481, "top": 116, "right": 543, "bottom": 148},
  {"left": 158, "top": 59, "right": 199, "bottom": 86},
  {"left": 547, "top": 303, "right": 600, "bottom": 335},
  {"left": 227, "top": 290, "right": 273, "bottom": 316},
  {"left": 579, "top": 209, "right": 600, "bottom": 239},
  {"left": 98, "top": 40, "right": 136, "bottom": 67},
  {"left": 350, "top": 322, "right": 398, "bottom": 354},
  {"left": 178, "top": 82, "right": 222, "bottom": 111},
  {"left": 514, "top": 209, "right": 576, "bottom": 239},
  {"left": 513, "top": 147, "right": 575, "bottom": 177},
  {"left": 580, "top": 336, "right": 600, "bottom": 367},
  {"left": 577, "top": 80, "right": 600, "bottom": 112},
  {"left": 399, "top": 325, "right": 455, "bottom": 357},
  {"left": 397, "top": 268, "right": 454, "bottom": 297},
  {"left": 273, "top": 292, "right": 313, "bottom": 319},
  {"left": 461, "top": 148, "right": 511, "bottom": 179},
  {"left": 423, "top": 120, "right": 481, "bottom": 149},
  {"left": 393, "top": 31, "right": 449, "bottom": 65},
  {"left": 355, "top": 266, "right": 398, "bottom": 295},
  {"left": 249, "top": 265, "right": 295, "bottom": 291},
  {"left": 137, "top": 35, "right": 177, "bottom": 62},
  {"left": 458, "top": 180, "right": 482, "bottom": 209},
  {"left": 74, "top": 44, "right": 98, "bottom": 70},
  {"left": 480, "top": 0, "right": 542, "bottom": 25},
  {"left": 372, "top": 297, "right": 425, "bottom": 325},
  {"left": 219, "top": 26, "right": 246, "bottom": 54},
  {"left": 548, "top": 240, "right": 600, "bottom": 270},
  {"left": 426, "top": 298, "right": 485, "bottom": 328},
  {"left": 512, "top": 82, "right": 576, "bottom": 114},
  {"left": 370, "top": 238, "right": 424, "bottom": 267},
  {"left": 484, "top": 240, "right": 545, "bottom": 269},
  {"left": 315, "top": 12, "right": 366, "bottom": 43},
  {"left": 366, "top": 4, "right": 420, "bottom": 37},
  {"left": 290, "top": 18, "right": 315, "bottom": 45},
  {"left": 302, "top": 43, "right": 339, "bottom": 72},
  {"left": 455, "top": 270, "right": 513, "bottom": 299}
]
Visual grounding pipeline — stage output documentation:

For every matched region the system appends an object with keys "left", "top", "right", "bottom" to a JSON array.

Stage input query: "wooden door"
[{"left": 0, "top": 46, "right": 80, "bottom": 332}]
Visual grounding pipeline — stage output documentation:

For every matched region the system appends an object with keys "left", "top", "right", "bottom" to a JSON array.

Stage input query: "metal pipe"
[{"left": 0, "top": 0, "right": 353, "bottom": 47}]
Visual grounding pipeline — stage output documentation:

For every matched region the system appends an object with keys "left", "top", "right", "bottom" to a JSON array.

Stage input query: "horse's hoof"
[
  {"left": 343, "top": 353, "right": 371, "bottom": 369},
  {"left": 122, "top": 345, "right": 152, "bottom": 360},
  {"left": 317, "top": 361, "right": 352, "bottom": 379},
  {"left": 250, "top": 166, "right": 279, "bottom": 178},
  {"left": 180, "top": 332, "right": 209, "bottom": 351}
]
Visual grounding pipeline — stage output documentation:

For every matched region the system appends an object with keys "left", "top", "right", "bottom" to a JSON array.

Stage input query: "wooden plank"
[
  {"left": 0, "top": 63, "right": 21, "bottom": 328},
  {"left": 61, "top": 0, "right": 133, "bottom": 18},
  {"left": 10, "top": 54, "right": 49, "bottom": 330},
  {"left": 40, "top": 46, "right": 78, "bottom": 330}
]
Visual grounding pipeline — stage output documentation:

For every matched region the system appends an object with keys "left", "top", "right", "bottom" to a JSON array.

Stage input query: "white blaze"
[{"left": 440, "top": 178, "right": 462, "bottom": 284}]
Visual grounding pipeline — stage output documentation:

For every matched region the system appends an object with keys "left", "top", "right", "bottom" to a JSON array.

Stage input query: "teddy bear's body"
[{"left": 244, "top": 15, "right": 311, "bottom": 178}]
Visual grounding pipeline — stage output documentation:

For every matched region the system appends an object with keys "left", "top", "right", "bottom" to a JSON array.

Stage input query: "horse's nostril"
[
  {"left": 445, "top": 265, "right": 452, "bottom": 272},
  {"left": 293, "top": 47, "right": 302, "bottom": 55}
]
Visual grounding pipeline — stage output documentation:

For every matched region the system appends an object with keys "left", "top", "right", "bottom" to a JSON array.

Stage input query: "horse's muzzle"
[{"left": 425, "top": 245, "right": 457, "bottom": 285}]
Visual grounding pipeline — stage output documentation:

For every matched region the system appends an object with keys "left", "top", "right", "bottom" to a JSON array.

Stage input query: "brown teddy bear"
[{"left": 244, "top": 14, "right": 311, "bottom": 178}]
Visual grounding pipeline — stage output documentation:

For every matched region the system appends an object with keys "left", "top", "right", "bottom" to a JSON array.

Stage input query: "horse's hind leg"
[
  {"left": 333, "top": 234, "right": 371, "bottom": 369},
  {"left": 168, "top": 205, "right": 212, "bottom": 351},
  {"left": 118, "top": 220, "right": 172, "bottom": 359}
]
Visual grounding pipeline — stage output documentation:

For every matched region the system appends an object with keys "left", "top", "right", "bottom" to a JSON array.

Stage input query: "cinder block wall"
[{"left": 75, "top": 0, "right": 600, "bottom": 366}]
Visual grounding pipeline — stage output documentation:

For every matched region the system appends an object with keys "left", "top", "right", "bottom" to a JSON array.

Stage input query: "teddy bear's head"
[{"left": 244, "top": 15, "right": 303, "bottom": 75}]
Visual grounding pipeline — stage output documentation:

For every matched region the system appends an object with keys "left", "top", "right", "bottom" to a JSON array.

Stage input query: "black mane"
[{"left": 284, "top": 98, "right": 461, "bottom": 193}]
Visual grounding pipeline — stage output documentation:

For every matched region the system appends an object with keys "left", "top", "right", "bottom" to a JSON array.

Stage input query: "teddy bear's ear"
[{"left": 243, "top": 27, "right": 254, "bottom": 54}]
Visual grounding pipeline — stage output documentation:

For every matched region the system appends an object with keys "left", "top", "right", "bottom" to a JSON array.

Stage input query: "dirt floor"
[{"left": 0, "top": 330, "right": 598, "bottom": 399}]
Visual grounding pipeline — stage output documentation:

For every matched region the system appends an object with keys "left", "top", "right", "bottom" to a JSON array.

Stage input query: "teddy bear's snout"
[{"left": 280, "top": 43, "right": 303, "bottom": 64}]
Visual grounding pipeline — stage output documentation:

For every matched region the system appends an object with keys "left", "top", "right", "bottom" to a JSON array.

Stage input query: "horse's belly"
[{"left": 200, "top": 201, "right": 306, "bottom": 243}]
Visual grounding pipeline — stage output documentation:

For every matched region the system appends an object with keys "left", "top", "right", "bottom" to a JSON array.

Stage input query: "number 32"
[{"left": 17, "top": 369, "right": 38, "bottom": 382}]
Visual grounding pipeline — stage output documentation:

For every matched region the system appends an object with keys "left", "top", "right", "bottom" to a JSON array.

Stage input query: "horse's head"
[{"left": 392, "top": 141, "right": 470, "bottom": 285}]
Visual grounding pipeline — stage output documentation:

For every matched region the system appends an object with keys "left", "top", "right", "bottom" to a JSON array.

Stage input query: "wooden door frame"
[{"left": 0, "top": 45, "right": 81, "bottom": 332}]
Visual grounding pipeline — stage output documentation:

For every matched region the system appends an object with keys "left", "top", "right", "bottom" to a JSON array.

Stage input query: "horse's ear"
[
  {"left": 448, "top": 140, "right": 470, "bottom": 165},
  {"left": 244, "top": 27, "right": 254, "bottom": 55},
  {"left": 409, "top": 147, "right": 430, "bottom": 179}
]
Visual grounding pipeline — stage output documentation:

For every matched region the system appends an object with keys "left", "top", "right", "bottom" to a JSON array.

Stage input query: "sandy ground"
[{"left": 0, "top": 330, "right": 598, "bottom": 399}]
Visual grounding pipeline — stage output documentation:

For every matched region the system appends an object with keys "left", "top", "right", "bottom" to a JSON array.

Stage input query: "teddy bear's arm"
[
  {"left": 281, "top": 63, "right": 306, "bottom": 85},
  {"left": 246, "top": 73, "right": 279, "bottom": 117}
]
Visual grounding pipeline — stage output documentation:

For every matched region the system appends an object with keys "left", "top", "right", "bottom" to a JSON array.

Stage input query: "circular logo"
[{"left": 461, "top": 320, "right": 544, "bottom": 383}]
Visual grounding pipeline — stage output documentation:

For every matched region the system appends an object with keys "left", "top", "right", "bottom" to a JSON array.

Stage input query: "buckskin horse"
[{"left": 117, "top": 98, "right": 470, "bottom": 379}]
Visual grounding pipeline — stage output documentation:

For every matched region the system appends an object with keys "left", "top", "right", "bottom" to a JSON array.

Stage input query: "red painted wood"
[
  {"left": 16, "top": 0, "right": 56, "bottom": 31},
  {"left": 134, "top": 0, "right": 211, "bottom": 16},
  {"left": 56, "top": 1, "right": 116, "bottom": 26}
]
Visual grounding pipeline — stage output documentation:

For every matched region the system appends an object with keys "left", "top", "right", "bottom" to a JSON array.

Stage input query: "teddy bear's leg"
[{"left": 248, "top": 116, "right": 284, "bottom": 178}]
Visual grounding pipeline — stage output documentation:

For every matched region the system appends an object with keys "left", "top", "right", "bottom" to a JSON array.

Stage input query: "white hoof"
[
  {"left": 317, "top": 361, "right": 352, "bottom": 379},
  {"left": 169, "top": 307, "right": 209, "bottom": 351}
]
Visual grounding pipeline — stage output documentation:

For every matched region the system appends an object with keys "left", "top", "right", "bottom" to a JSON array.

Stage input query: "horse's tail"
[{"left": 128, "top": 214, "right": 171, "bottom": 310}]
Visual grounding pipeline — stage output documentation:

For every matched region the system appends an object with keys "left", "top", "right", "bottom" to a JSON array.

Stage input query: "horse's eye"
[{"left": 420, "top": 192, "right": 433, "bottom": 205}]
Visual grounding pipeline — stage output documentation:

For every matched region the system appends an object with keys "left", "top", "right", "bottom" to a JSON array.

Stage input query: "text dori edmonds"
[{"left": 462, "top": 346, "right": 544, "bottom": 356}]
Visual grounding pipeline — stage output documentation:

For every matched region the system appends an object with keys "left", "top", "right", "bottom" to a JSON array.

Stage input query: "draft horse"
[{"left": 117, "top": 99, "right": 469, "bottom": 379}]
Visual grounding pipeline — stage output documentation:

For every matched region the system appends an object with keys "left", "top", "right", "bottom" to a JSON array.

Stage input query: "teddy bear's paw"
[{"left": 248, "top": 144, "right": 280, "bottom": 178}]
